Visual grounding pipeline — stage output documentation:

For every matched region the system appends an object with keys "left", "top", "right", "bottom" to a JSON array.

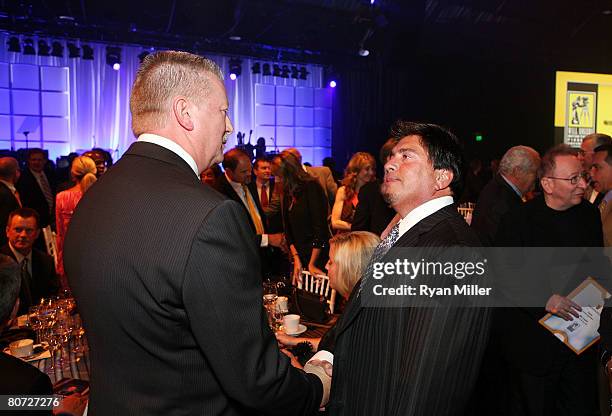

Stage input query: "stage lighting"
[
  {"left": 82, "top": 45, "right": 94, "bottom": 60},
  {"left": 51, "top": 41, "right": 64, "bottom": 57},
  {"left": 251, "top": 62, "right": 261, "bottom": 74},
  {"left": 138, "top": 51, "right": 150, "bottom": 63},
  {"left": 68, "top": 43, "right": 80, "bottom": 58},
  {"left": 281, "top": 65, "right": 290, "bottom": 78},
  {"left": 291, "top": 66, "right": 299, "bottom": 79},
  {"left": 106, "top": 46, "right": 122, "bottom": 69},
  {"left": 358, "top": 48, "right": 370, "bottom": 57},
  {"left": 329, "top": 80, "right": 337, "bottom": 88},
  {"left": 38, "top": 40, "right": 50, "bottom": 56},
  {"left": 7, "top": 37, "right": 20, "bottom": 53},
  {"left": 299, "top": 67, "right": 309, "bottom": 80},
  {"left": 273, "top": 64, "right": 281, "bottom": 77},
  {"left": 229, "top": 58, "right": 242, "bottom": 79},
  {"left": 262, "top": 63, "right": 272, "bottom": 76},
  {"left": 23, "top": 39, "right": 35, "bottom": 55}
]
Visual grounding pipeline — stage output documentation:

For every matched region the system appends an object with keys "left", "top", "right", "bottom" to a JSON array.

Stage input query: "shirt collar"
[
  {"left": 500, "top": 173, "right": 523, "bottom": 198},
  {"left": 397, "top": 196, "right": 455, "bottom": 239},
  {"left": 8, "top": 243, "right": 31, "bottom": 265},
  {"left": 138, "top": 133, "right": 199, "bottom": 177},
  {"left": 0, "top": 179, "right": 16, "bottom": 193},
  {"left": 225, "top": 172, "right": 245, "bottom": 194}
]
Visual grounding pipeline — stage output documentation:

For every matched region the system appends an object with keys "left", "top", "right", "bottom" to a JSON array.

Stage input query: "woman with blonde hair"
[
  {"left": 331, "top": 152, "right": 376, "bottom": 232},
  {"left": 55, "top": 155, "right": 98, "bottom": 287},
  {"left": 276, "top": 231, "right": 380, "bottom": 360}
]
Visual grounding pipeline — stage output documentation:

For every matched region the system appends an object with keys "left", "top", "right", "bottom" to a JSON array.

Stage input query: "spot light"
[
  {"left": 81, "top": 45, "right": 94, "bottom": 60},
  {"left": 262, "top": 63, "right": 272, "bottom": 76},
  {"left": 281, "top": 65, "right": 290, "bottom": 78},
  {"left": 106, "top": 46, "right": 122, "bottom": 69},
  {"left": 23, "top": 39, "right": 35, "bottom": 55},
  {"left": 299, "top": 67, "right": 309, "bottom": 80},
  {"left": 38, "top": 40, "right": 50, "bottom": 56},
  {"left": 68, "top": 43, "right": 80, "bottom": 58},
  {"left": 7, "top": 37, "right": 20, "bottom": 53},
  {"left": 51, "top": 41, "right": 64, "bottom": 57},
  {"left": 329, "top": 80, "right": 337, "bottom": 88},
  {"left": 229, "top": 58, "right": 242, "bottom": 80},
  {"left": 251, "top": 62, "right": 261, "bottom": 74}
]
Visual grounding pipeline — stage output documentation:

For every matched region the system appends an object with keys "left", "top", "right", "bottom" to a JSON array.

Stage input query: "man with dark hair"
[
  {"left": 0, "top": 254, "right": 54, "bottom": 401},
  {"left": 1, "top": 208, "right": 58, "bottom": 315},
  {"left": 496, "top": 144, "right": 603, "bottom": 415},
  {"left": 16, "top": 149, "right": 56, "bottom": 229},
  {"left": 580, "top": 133, "right": 612, "bottom": 204},
  {"left": 0, "top": 157, "right": 22, "bottom": 246},
  {"left": 351, "top": 138, "right": 396, "bottom": 236},
  {"left": 471, "top": 146, "right": 541, "bottom": 246},
  {"left": 327, "top": 121, "right": 491, "bottom": 415},
  {"left": 590, "top": 143, "right": 612, "bottom": 246}
]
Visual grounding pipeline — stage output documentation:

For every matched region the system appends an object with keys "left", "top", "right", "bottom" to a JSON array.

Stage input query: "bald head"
[
  {"left": 285, "top": 148, "right": 302, "bottom": 164},
  {"left": 498, "top": 146, "right": 541, "bottom": 195},
  {"left": 0, "top": 157, "right": 20, "bottom": 183}
]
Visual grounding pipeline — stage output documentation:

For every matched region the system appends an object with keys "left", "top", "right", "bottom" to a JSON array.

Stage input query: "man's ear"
[
  {"left": 540, "top": 177, "right": 552, "bottom": 194},
  {"left": 434, "top": 168, "right": 453, "bottom": 191},
  {"left": 173, "top": 97, "right": 194, "bottom": 131}
]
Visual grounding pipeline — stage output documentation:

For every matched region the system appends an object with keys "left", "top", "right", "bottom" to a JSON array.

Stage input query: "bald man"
[{"left": 0, "top": 157, "right": 21, "bottom": 246}]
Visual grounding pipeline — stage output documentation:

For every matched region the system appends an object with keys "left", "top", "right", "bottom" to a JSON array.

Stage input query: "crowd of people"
[{"left": 2, "top": 49, "right": 612, "bottom": 416}]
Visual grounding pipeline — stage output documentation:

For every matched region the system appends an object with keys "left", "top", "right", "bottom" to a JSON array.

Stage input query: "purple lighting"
[
  {"left": 229, "top": 73, "right": 237, "bottom": 81},
  {"left": 112, "top": 63, "right": 121, "bottom": 71},
  {"left": 329, "top": 80, "right": 337, "bottom": 88}
]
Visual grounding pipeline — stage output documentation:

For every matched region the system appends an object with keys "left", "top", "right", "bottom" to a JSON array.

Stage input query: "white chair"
[
  {"left": 42, "top": 226, "right": 58, "bottom": 267},
  {"left": 297, "top": 270, "right": 337, "bottom": 314}
]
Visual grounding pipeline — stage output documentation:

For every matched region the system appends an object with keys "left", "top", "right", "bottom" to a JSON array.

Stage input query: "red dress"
[{"left": 55, "top": 187, "right": 83, "bottom": 287}]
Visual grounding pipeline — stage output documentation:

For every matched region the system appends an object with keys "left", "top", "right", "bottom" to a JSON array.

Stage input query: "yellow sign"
[{"left": 567, "top": 92, "right": 595, "bottom": 128}]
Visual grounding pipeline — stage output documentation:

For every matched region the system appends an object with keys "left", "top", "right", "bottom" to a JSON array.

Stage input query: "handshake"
[{"left": 303, "top": 351, "right": 334, "bottom": 408}]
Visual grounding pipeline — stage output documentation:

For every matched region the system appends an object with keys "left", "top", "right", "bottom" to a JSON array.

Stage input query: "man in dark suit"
[
  {"left": 471, "top": 146, "right": 540, "bottom": 246},
  {"left": 0, "top": 157, "right": 22, "bottom": 246},
  {"left": 214, "top": 149, "right": 287, "bottom": 279},
  {"left": 2, "top": 208, "right": 58, "bottom": 315},
  {"left": 327, "top": 121, "right": 491, "bottom": 415},
  {"left": 0, "top": 254, "right": 53, "bottom": 411},
  {"left": 249, "top": 157, "right": 282, "bottom": 233},
  {"left": 16, "top": 149, "right": 56, "bottom": 229},
  {"left": 496, "top": 145, "right": 604, "bottom": 415},
  {"left": 64, "top": 51, "right": 329, "bottom": 415},
  {"left": 352, "top": 138, "right": 396, "bottom": 236}
]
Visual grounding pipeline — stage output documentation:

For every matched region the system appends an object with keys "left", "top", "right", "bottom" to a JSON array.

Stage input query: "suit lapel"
[{"left": 334, "top": 205, "right": 457, "bottom": 337}]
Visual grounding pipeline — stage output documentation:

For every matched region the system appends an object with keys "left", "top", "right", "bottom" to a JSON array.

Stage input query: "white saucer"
[{"left": 281, "top": 324, "right": 307, "bottom": 336}]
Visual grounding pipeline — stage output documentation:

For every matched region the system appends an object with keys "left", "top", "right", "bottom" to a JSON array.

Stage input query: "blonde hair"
[
  {"left": 329, "top": 231, "right": 380, "bottom": 298},
  {"left": 130, "top": 51, "right": 224, "bottom": 137},
  {"left": 71, "top": 156, "right": 97, "bottom": 193},
  {"left": 341, "top": 152, "right": 376, "bottom": 200}
]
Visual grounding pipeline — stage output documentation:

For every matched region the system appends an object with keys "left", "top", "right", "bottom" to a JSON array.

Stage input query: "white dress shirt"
[
  {"left": 397, "top": 196, "right": 455, "bottom": 240},
  {"left": 138, "top": 133, "right": 200, "bottom": 177},
  {"left": 225, "top": 173, "right": 269, "bottom": 247}
]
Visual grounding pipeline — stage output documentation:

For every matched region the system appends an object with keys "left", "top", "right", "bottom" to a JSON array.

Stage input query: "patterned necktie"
[
  {"left": 242, "top": 185, "right": 265, "bottom": 235},
  {"left": 359, "top": 223, "right": 400, "bottom": 293},
  {"left": 260, "top": 183, "right": 269, "bottom": 209},
  {"left": 37, "top": 172, "right": 54, "bottom": 213},
  {"left": 20, "top": 258, "right": 33, "bottom": 310}
]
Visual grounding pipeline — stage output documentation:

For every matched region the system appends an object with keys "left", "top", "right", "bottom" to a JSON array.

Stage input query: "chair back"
[{"left": 297, "top": 270, "right": 337, "bottom": 314}]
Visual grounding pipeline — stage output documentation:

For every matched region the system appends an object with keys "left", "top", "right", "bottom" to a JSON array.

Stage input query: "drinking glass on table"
[{"left": 28, "top": 306, "right": 43, "bottom": 343}]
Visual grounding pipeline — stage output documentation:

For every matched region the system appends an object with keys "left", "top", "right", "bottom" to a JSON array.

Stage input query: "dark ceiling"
[{"left": 2, "top": 0, "right": 612, "bottom": 68}]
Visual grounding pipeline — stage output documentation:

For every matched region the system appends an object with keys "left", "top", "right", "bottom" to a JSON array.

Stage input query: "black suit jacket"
[
  {"left": 328, "top": 204, "right": 491, "bottom": 415},
  {"left": 1, "top": 245, "right": 58, "bottom": 314},
  {"left": 16, "top": 169, "right": 56, "bottom": 228},
  {"left": 247, "top": 180, "right": 282, "bottom": 233},
  {"left": 471, "top": 174, "right": 523, "bottom": 246},
  {"left": 64, "top": 142, "right": 322, "bottom": 415},
  {"left": 351, "top": 180, "right": 395, "bottom": 236},
  {"left": 0, "top": 352, "right": 53, "bottom": 415},
  {"left": 0, "top": 182, "right": 20, "bottom": 246}
]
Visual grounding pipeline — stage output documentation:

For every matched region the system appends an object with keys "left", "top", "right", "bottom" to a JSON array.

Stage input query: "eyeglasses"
[{"left": 545, "top": 171, "right": 589, "bottom": 185}]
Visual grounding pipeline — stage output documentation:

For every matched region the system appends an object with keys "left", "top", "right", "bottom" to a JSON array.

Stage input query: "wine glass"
[
  {"left": 263, "top": 281, "right": 278, "bottom": 306},
  {"left": 28, "top": 306, "right": 43, "bottom": 343}
]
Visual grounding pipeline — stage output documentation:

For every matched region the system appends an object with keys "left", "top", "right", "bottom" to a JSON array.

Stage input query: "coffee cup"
[
  {"left": 283, "top": 314, "right": 300, "bottom": 334},
  {"left": 276, "top": 296, "right": 288, "bottom": 313},
  {"left": 9, "top": 339, "right": 34, "bottom": 357}
]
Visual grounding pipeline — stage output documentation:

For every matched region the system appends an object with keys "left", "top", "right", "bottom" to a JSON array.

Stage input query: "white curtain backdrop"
[{"left": 0, "top": 32, "right": 324, "bottom": 161}]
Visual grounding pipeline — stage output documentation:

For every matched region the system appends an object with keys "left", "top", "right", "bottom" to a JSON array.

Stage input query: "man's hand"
[
  {"left": 546, "top": 294, "right": 582, "bottom": 321},
  {"left": 268, "top": 233, "right": 284, "bottom": 248},
  {"left": 303, "top": 359, "right": 333, "bottom": 407}
]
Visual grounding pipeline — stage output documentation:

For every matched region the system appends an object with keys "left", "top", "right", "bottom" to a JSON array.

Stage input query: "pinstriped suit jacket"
[
  {"left": 64, "top": 142, "right": 322, "bottom": 415},
  {"left": 328, "top": 205, "right": 491, "bottom": 416}
]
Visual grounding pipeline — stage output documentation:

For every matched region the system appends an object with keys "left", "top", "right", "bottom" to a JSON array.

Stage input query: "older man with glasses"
[{"left": 495, "top": 144, "right": 604, "bottom": 416}]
